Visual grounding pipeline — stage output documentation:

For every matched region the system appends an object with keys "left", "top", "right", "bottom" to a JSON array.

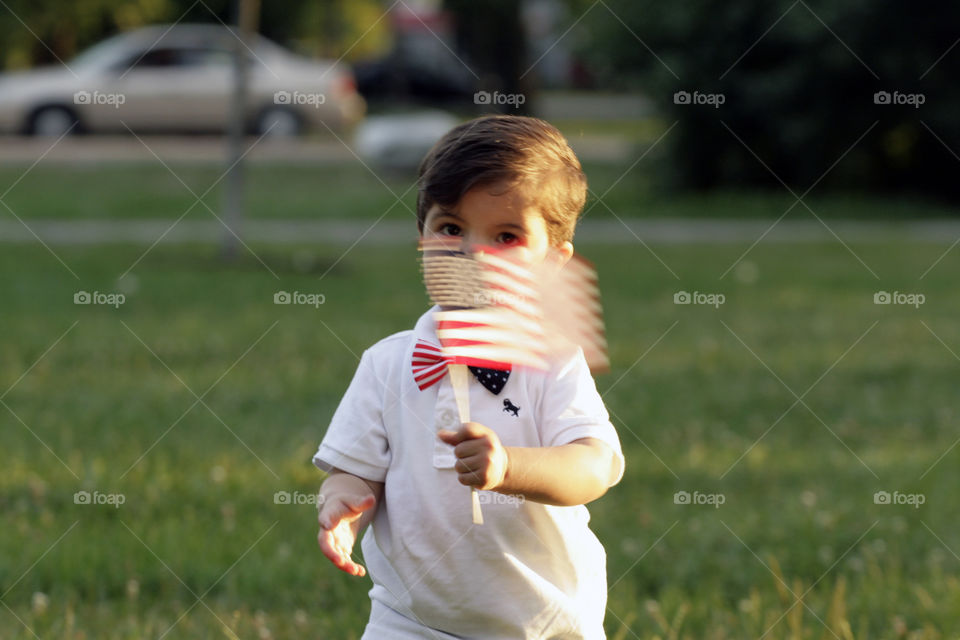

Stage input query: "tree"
[{"left": 575, "top": 0, "right": 960, "bottom": 200}]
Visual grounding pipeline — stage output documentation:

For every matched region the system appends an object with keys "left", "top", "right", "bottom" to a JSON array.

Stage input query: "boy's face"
[{"left": 421, "top": 183, "right": 573, "bottom": 266}]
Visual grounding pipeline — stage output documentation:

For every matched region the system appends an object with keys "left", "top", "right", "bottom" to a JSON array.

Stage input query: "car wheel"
[
  {"left": 256, "top": 107, "right": 302, "bottom": 137},
  {"left": 29, "top": 106, "right": 80, "bottom": 137}
]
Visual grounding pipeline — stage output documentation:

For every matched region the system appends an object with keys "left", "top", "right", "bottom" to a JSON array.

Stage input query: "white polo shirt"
[{"left": 314, "top": 306, "right": 625, "bottom": 639}]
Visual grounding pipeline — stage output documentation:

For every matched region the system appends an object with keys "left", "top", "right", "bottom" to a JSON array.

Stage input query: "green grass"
[
  {"left": 3, "top": 160, "right": 959, "bottom": 222},
  {"left": 2, "top": 237, "right": 960, "bottom": 638}
]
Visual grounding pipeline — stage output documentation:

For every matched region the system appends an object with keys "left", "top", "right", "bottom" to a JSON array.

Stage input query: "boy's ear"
[
  {"left": 541, "top": 242, "right": 574, "bottom": 273},
  {"left": 551, "top": 241, "right": 574, "bottom": 266}
]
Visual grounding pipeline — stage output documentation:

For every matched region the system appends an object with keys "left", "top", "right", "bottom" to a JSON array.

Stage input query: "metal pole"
[{"left": 221, "top": 0, "right": 260, "bottom": 261}]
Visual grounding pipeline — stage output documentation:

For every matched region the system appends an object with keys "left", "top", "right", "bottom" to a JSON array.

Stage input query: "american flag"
[
  {"left": 421, "top": 238, "right": 548, "bottom": 371},
  {"left": 419, "top": 237, "right": 607, "bottom": 373},
  {"left": 540, "top": 253, "right": 609, "bottom": 373}
]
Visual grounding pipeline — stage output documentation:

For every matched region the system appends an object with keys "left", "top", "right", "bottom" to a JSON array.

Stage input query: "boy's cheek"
[{"left": 494, "top": 244, "right": 537, "bottom": 266}]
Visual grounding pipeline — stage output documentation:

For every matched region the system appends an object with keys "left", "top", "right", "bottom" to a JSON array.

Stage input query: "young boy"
[{"left": 314, "top": 115, "right": 625, "bottom": 639}]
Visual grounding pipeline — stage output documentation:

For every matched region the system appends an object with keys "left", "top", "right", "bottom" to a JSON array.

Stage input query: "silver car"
[{"left": 0, "top": 24, "right": 365, "bottom": 136}]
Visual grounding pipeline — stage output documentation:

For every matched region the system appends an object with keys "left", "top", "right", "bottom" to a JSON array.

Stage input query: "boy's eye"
[
  {"left": 438, "top": 223, "right": 462, "bottom": 236},
  {"left": 496, "top": 232, "right": 522, "bottom": 246}
]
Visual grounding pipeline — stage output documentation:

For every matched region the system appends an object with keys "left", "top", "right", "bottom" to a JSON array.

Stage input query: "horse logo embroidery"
[{"left": 503, "top": 399, "right": 520, "bottom": 417}]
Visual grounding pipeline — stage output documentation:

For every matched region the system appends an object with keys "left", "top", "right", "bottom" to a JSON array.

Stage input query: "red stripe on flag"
[{"left": 445, "top": 356, "right": 513, "bottom": 370}]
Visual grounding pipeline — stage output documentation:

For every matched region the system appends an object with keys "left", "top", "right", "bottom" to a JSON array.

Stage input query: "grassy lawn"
[
  {"left": 2, "top": 236, "right": 960, "bottom": 639},
  {"left": 2, "top": 160, "right": 959, "bottom": 223}
]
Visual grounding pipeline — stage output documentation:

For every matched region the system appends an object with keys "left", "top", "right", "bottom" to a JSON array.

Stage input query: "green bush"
[{"left": 576, "top": 0, "right": 960, "bottom": 201}]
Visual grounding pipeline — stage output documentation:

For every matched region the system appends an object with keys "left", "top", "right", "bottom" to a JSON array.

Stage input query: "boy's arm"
[
  {"left": 439, "top": 424, "right": 617, "bottom": 507},
  {"left": 317, "top": 469, "right": 384, "bottom": 576},
  {"left": 501, "top": 437, "right": 616, "bottom": 506}
]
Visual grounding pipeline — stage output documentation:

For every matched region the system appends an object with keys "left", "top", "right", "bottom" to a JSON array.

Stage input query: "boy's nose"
[{"left": 459, "top": 235, "right": 476, "bottom": 255}]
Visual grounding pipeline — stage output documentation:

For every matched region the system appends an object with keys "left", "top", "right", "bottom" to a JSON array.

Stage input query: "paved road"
[{"left": 1, "top": 218, "right": 957, "bottom": 245}]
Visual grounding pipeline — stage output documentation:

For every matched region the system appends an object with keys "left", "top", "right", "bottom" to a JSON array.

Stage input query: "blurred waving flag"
[
  {"left": 418, "top": 237, "right": 607, "bottom": 373},
  {"left": 540, "top": 253, "right": 609, "bottom": 373}
]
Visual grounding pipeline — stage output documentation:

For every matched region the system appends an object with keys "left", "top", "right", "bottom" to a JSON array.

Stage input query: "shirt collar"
[{"left": 412, "top": 305, "right": 441, "bottom": 345}]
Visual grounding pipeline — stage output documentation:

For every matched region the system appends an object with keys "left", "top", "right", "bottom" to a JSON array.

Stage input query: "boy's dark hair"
[{"left": 416, "top": 115, "right": 587, "bottom": 245}]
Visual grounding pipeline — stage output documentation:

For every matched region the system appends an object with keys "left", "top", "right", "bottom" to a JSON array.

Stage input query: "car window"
[
  {"left": 119, "top": 46, "right": 233, "bottom": 71},
  {"left": 179, "top": 48, "right": 233, "bottom": 67},
  {"left": 134, "top": 48, "right": 182, "bottom": 68}
]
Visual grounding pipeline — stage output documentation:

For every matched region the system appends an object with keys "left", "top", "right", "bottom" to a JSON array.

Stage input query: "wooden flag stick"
[{"left": 448, "top": 363, "right": 483, "bottom": 525}]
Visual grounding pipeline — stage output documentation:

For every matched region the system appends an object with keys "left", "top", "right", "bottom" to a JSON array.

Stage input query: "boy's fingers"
[
  {"left": 319, "top": 502, "right": 348, "bottom": 529},
  {"left": 318, "top": 529, "right": 367, "bottom": 577},
  {"left": 332, "top": 542, "right": 366, "bottom": 577},
  {"left": 437, "top": 429, "right": 461, "bottom": 445},
  {"left": 454, "top": 453, "right": 486, "bottom": 474},
  {"left": 454, "top": 438, "right": 490, "bottom": 459},
  {"left": 318, "top": 530, "right": 345, "bottom": 566},
  {"left": 352, "top": 494, "right": 376, "bottom": 512},
  {"left": 461, "top": 422, "right": 488, "bottom": 439},
  {"left": 438, "top": 422, "right": 488, "bottom": 445},
  {"left": 457, "top": 472, "right": 483, "bottom": 488},
  {"left": 319, "top": 494, "right": 376, "bottom": 530},
  {"left": 454, "top": 451, "right": 488, "bottom": 471}
]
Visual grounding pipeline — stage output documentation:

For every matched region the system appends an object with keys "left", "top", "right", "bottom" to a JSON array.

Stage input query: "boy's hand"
[
  {"left": 317, "top": 493, "right": 375, "bottom": 577},
  {"left": 438, "top": 422, "right": 509, "bottom": 491}
]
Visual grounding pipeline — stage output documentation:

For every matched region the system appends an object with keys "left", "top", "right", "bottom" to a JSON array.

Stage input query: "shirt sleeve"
[
  {"left": 313, "top": 349, "right": 390, "bottom": 482},
  {"left": 539, "top": 347, "right": 625, "bottom": 486}
]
